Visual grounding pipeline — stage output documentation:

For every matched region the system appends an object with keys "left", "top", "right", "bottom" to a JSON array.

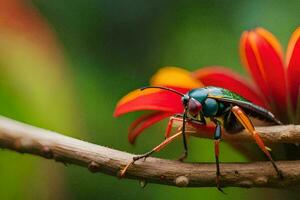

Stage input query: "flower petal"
[
  {"left": 115, "top": 88, "right": 162, "bottom": 110},
  {"left": 150, "top": 66, "right": 203, "bottom": 88},
  {"left": 114, "top": 86, "right": 189, "bottom": 117},
  {"left": 240, "top": 28, "right": 287, "bottom": 115},
  {"left": 192, "top": 66, "right": 268, "bottom": 108},
  {"left": 114, "top": 67, "right": 203, "bottom": 117},
  {"left": 287, "top": 27, "right": 300, "bottom": 109},
  {"left": 240, "top": 31, "right": 270, "bottom": 98},
  {"left": 116, "top": 67, "right": 204, "bottom": 143},
  {"left": 128, "top": 111, "right": 172, "bottom": 144}
]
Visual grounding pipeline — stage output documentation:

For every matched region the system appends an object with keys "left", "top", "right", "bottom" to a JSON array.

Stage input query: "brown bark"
[
  {"left": 0, "top": 116, "right": 300, "bottom": 188},
  {"left": 189, "top": 124, "right": 300, "bottom": 144}
]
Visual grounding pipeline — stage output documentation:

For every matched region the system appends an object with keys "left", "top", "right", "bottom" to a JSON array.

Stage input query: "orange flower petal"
[
  {"left": 116, "top": 88, "right": 162, "bottom": 108},
  {"left": 287, "top": 27, "right": 300, "bottom": 109},
  {"left": 116, "top": 67, "right": 204, "bottom": 143},
  {"left": 150, "top": 66, "right": 203, "bottom": 88},
  {"left": 256, "top": 28, "right": 283, "bottom": 60},
  {"left": 240, "top": 31, "right": 270, "bottom": 100},
  {"left": 193, "top": 66, "right": 268, "bottom": 108},
  {"left": 128, "top": 112, "right": 172, "bottom": 144},
  {"left": 114, "top": 86, "right": 189, "bottom": 117},
  {"left": 240, "top": 28, "right": 287, "bottom": 115},
  {"left": 115, "top": 66, "right": 202, "bottom": 115}
]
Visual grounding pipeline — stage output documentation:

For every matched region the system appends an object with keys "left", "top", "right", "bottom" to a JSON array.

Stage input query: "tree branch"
[
  {"left": 186, "top": 124, "right": 300, "bottom": 144},
  {"left": 1, "top": 115, "right": 300, "bottom": 188}
]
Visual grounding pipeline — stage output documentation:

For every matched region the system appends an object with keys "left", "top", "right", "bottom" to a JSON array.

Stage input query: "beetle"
[{"left": 120, "top": 86, "right": 283, "bottom": 191}]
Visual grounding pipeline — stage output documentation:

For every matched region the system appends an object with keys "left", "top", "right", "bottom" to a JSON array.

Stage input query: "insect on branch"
[{"left": 0, "top": 115, "right": 300, "bottom": 188}]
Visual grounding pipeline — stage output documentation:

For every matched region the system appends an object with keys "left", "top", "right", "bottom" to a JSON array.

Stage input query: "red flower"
[
  {"left": 114, "top": 27, "right": 300, "bottom": 143},
  {"left": 114, "top": 67, "right": 202, "bottom": 143}
]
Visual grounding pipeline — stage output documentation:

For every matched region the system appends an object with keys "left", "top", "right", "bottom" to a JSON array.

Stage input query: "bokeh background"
[{"left": 0, "top": 0, "right": 300, "bottom": 199}]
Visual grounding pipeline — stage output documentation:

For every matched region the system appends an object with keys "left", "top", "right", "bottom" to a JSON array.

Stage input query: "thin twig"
[{"left": 0, "top": 116, "right": 300, "bottom": 188}]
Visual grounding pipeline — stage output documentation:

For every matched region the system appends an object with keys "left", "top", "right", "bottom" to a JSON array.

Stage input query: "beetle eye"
[{"left": 188, "top": 99, "right": 202, "bottom": 116}]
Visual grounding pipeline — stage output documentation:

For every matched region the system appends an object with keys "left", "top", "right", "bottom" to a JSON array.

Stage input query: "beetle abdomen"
[{"left": 223, "top": 111, "right": 244, "bottom": 133}]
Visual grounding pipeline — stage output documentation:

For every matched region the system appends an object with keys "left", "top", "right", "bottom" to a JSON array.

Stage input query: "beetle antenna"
[{"left": 140, "top": 86, "right": 184, "bottom": 97}]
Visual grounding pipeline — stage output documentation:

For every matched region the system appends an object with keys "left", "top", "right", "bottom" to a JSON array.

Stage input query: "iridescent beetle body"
[
  {"left": 186, "top": 86, "right": 281, "bottom": 133},
  {"left": 120, "top": 86, "right": 283, "bottom": 192}
]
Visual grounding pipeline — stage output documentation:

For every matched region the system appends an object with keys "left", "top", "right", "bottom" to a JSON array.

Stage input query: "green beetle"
[{"left": 120, "top": 86, "right": 283, "bottom": 192}]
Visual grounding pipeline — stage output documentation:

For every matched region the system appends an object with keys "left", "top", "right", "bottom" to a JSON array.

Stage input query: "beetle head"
[
  {"left": 186, "top": 97, "right": 202, "bottom": 117},
  {"left": 139, "top": 86, "right": 203, "bottom": 137}
]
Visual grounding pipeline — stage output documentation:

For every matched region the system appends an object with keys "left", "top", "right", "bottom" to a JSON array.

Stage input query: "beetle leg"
[
  {"left": 178, "top": 147, "right": 188, "bottom": 161},
  {"left": 166, "top": 113, "right": 207, "bottom": 162},
  {"left": 119, "top": 131, "right": 182, "bottom": 177},
  {"left": 165, "top": 116, "right": 183, "bottom": 139},
  {"left": 178, "top": 110, "right": 189, "bottom": 162},
  {"left": 165, "top": 115, "right": 205, "bottom": 138},
  {"left": 212, "top": 119, "right": 225, "bottom": 193},
  {"left": 231, "top": 106, "right": 283, "bottom": 178}
]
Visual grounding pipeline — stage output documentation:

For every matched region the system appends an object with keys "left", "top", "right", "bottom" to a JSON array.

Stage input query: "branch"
[
  {"left": 0, "top": 116, "right": 300, "bottom": 188},
  {"left": 186, "top": 124, "right": 300, "bottom": 144}
]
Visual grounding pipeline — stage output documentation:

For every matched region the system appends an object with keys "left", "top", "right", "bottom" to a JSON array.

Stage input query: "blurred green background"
[{"left": 0, "top": 0, "right": 300, "bottom": 199}]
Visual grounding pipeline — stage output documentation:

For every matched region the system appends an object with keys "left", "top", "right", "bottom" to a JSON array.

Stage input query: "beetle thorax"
[{"left": 187, "top": 88, "right": 219, "bottom": 117}]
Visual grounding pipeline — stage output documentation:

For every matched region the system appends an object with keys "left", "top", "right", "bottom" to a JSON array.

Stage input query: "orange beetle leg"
[
  {"left": 165, "top": 116, "right": 183, "bottom": 138},
  {"left": 119, "top": 131, "right": 182, "bottom": 178},
  {"left": 231, "top": 106, "right": 283, "bottom": 178}
]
